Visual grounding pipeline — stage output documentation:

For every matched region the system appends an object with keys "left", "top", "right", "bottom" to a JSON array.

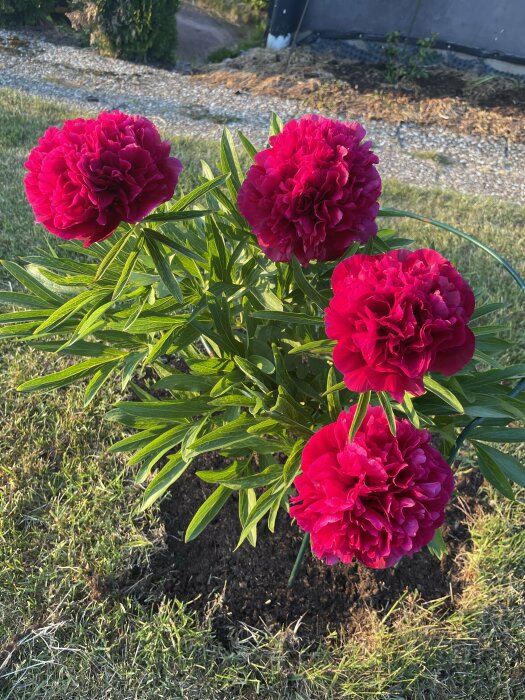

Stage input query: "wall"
[{"left": 302, "top": 0, "right": 525, "bottom": 59}]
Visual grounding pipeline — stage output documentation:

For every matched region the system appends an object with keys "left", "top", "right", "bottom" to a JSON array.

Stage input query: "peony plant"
[{"left": 2, "top": 110, "right": 524, "bottom": 578}]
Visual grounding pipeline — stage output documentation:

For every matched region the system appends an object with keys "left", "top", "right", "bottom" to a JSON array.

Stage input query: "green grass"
[{"left": 0, "top": 88, "right": 524, "bottom": 699}]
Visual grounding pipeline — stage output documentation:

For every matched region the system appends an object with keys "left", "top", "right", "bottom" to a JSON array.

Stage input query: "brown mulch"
[{"left": 195, "top": 47, "right": 525, "bottom": 142}]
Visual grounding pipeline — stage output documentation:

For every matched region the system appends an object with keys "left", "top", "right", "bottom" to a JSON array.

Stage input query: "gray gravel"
[{"left": 1, "top": 29, "right": 524, "bottom": 205}]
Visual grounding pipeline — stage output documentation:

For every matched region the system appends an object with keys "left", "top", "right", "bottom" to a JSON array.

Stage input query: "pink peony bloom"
[
  {"left": 237, "top": 114, "right": 381, "bottom": 265},
  {"left": 325, "top": 248, "right": 475, "bottom": 402},
  {"left": 290, "top": 406, "right": 454, "bottom": 568},
  {"left": 24, "top": 111, "right": 182, "bottom": 245}
]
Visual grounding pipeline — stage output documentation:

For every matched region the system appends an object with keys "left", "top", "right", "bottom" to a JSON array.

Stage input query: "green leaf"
[
  {"left": 83, "top": 361, "right": 118, "bottom": 406},
  {"left": 239, "top": 487, "right": 257, "bottom": 546},
  {"left": 143, "top": 208, "right": 217, "bottom": 223},
  {"left": 185, "top": 485, "right": 233, "bottom": 542},
  {"left": 0, "top": 291, "right": 55, "bottom": 309},
  {"left": 197, "top": 462, "right": 283, "bottom": 489},
  {"left": 472, "top": 442, "right": 515, "bottom": 499},
  {"left": 142, "top": 227, "right": 207, "bottom": 263},
  {"left": 234, "top": 356, "right": 270, "bottom": 393},
  {"left": 348, "top": 391, "right": 371, "bottom": 443},
  {"left": 128, "top": 423, "right": 191, "bottom": 468},
  {"left": 112, "top": 234, "right": 145, "bottom": 300},
  {"left": 471, "top": 427, "right": 525, "bottom": 443},
  {"left": 17, "top": 356, "right": 118, "bottom": 393},
  {"left": 153, "top": 373, "right": 214, "bottom": 393},
  {"left": 106, "top": 397, "right": 211, "bottom": 429},
  {"left": 172, "top": 173, "right": 230, "bottom": 212},
  {"left": 146, "top": 237, "right": 183, "bottom": 303},
  {"left": 33, "top": 290, "right": 107, "bottom": 335},
  {"left": 95, "top": 229, "right": 133, "bottom": 281},
  {"left": 250, "top": 310, "right": 322, "bottom": 325},
  {"left": 427, "top": 529, "right": 447, "bottom": 560},
  {"left": 471, "top": 302, "right": 506, "bottom": 320},
  {"left": 377, "top": 392, "right": 397, "bottom": 436},
  {"left": 472, "top": 442, "right": 525, "bottom": 489},
  {"left": 423, "top": 376, "right": 464, "bottom": 413},
  {"left": 326, "top": 366, "right": 342, "bottom": 421},
  {"left": 140, "top": 451, "right": 189, "bottom": 511},
  {"left": 288, "top": 338, "right": 335, "bottom": 357},
  {"left": 290, "top": 256, "right": 328, "bottom": 310},
  {"left": 237, "top": 129, "right": 258, "bottom": 160},
  {"left": 269, "top": 112, "right": 283, "bottom": 137},
  {"left": 220, "top": 127, "right": 243, "bottom": 194},
  {"left": 402, "top": 394, "right": 420, "bottom": 428},
  {"left": 182, "top": 414, "right": 259, "bottom": 459},
  {"left": 1, "top": 260, "right": 63, "bottom": 305},
  {"left": 237, "top": 486, "right": 282, "bottom": 548}
]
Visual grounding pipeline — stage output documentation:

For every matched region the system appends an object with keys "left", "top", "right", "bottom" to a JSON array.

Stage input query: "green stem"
[
  {"left": 288, "top": 532, "right": 310, "bottom": 588},
  {"left": 378, "top": 208, "right": 525, "bottom": 291}
]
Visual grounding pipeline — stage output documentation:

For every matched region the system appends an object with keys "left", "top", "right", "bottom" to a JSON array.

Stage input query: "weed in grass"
[{"left": 411, "top": 150, "right": 455, "bottom": 167}]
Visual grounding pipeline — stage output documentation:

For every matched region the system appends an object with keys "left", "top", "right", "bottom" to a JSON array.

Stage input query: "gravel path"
[{"left": 1, "top": 28, "right": 524, "bottom": 205}]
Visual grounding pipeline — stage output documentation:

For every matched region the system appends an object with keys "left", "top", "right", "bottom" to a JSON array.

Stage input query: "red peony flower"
[
  {"left": 24, "top": 111, "right": 182, "bottom": 245},
  {"left": 290, "top": 406, "right": 454, "bottom": 568},
  {"left": 325, "top": 248, "right": 475, "bottom": 402},
  {"left": 237, "top": 114, "right": 381, "bottom": 265}
]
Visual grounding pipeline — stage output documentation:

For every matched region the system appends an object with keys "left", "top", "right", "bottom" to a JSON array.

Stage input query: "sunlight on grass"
[{"left": 0, "top": 88, "right": 523, "bottom": 699}]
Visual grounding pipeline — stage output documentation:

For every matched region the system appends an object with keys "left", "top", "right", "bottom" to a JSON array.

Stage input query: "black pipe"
[{"left": 267, "top": 0, "right": 307, "bottom": 48}]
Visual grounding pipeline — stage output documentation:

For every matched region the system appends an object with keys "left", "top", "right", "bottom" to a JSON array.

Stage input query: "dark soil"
[{"left": 112, "top": 452, "right": 483, "bottom": 638}]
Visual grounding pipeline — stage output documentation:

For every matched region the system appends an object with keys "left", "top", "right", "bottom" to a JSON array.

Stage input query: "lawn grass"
[{"left": 0, "top": 88, "right": 524, "bottom": 699}]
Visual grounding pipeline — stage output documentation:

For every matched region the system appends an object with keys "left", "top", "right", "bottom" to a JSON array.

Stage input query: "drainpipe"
[{"left": 266, "top": 0, "right": 307, "bottom": 50}]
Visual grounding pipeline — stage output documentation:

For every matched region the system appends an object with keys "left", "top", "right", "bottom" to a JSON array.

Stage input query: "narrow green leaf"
[
  {"left": 185, "top": 485, "right": 233, "bottom": 542},
  {"left": 473, "top": 442, "right": 515, "bottom": 498},
  {"left": 142, "top": 227, "right": 207, "bottom": 263},
  {"left": 237, "top": 487, "right": 282, "bottom": 548},
  {"left": 472, "top": 442, "right": 525, "bottom": 489},
  {"left": 95, "top": 229, "right": 133, "bottom": 281},
  {"left": 471, "top": 427, "right": 525, "bottom": 443},
  {"left": 290, "top": 256, "right": 328, "bottom": 309},
  {"left": 348, "top": 391, "right": 371, "bottom": 442},
  {"left": 140, "top": 451, "right": 189, "bottom": 511},
  {"left": 17, "top": 356, "right": 118, "bottom": 393},
  {"left": 327, "top": 366, "right": 342, "bottom": 421},
  {"left": 250, "top": 310, "right": 322, "bottom": 325},
  {"left": 106, "top": 397, "right": 211, "bottom": 429},
  {"left": 427, "top": 529, "right": 447, "bottom": 560},
  {"left": 1, "top": 260, "right": 63, "bottom": 305},
  {"left": 146, "top": 238, "right": 183, "bottom": 303},
  {"left": 33, "top": 290, "right": 107, "bottom": 335},
  {"left": 237, "top": 130, "right": 258, "bottom": 160},
  {"left": 128, "top": 423, "right": 190, "bottom": 467},
  {"left": 153, "top": 373, "right": 214, "bottom": 392},
  {"left": 288, "top": 338, "right": 335, "bottom": 357},
  {"left": 269, "top": 112, "right": 283, "bottom": 137},
  {"left": 423, "top": 376, "right": 464, "bottom": 413},
  {"left": 143, "top": 208, "right": 217, "bottom": 223},
  {"left": 402, "top": 394, "right": 420, "bottom": 428},
  {"left": 113, "top": 234, "right": 145, "bottom": 300},
  {"left": 239, "top": 488, "right": 257, "bottom": 546},
  {"left": 377, "top": 392, "right": 397, "bottom": 436},
  {"left": 0, "top": 291, "right": 54, "bottom": 309},
  {"left": 220, "top": 127, "right": 243, "bottom": 193},
  {"left": 83, "top": 361, "right": 118, "bottom": 406},
  {"left": 172, "top": 173, "right": 230, "bottom": 212}
]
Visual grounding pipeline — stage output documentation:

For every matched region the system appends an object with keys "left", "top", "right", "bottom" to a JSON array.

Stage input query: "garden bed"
[
  {"left": 198, "top": 47, "right": 525, "bottom": 142},
  {"left": 113, "top": 455, "right": 483, "bottom": 637}
]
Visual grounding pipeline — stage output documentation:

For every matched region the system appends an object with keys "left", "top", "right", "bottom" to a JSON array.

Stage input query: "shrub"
[
  {"left": 0, "top": 0, "right": 57, "bottom": 25},
  {"left": 76, "top": 0, "right": 180, "bottom": 65}
]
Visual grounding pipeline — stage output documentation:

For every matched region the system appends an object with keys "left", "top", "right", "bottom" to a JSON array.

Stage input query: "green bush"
[
  {"left": 92, "top": 0, "right": 179, "bottom": 65},
  {"left": 0, "top": 0, "right": 57, "bottom": 25}
]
